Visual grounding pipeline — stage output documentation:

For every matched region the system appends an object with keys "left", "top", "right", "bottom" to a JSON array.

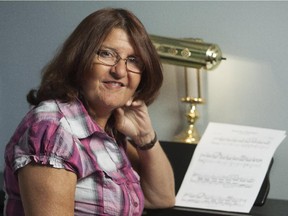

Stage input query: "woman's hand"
[{"left": 114, "top": 99, "right": 155, "bottom": 146}]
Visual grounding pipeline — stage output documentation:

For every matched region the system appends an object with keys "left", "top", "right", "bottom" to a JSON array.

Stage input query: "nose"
[{"left": 110, "top": 59, "right": 127, "bottom": 78}]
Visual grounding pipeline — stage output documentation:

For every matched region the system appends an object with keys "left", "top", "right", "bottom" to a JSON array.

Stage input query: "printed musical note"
[
  {"left": 198, "top": 152, "right": 262, "bottom": 168},
  {"left": 211, "top": 136, "right": 271, "bottom": 149},
  {"left": 181, "top": 192, "right": 246, "bottom": 208},
  {"left": 190, "top": 173, "right": 255, "bottom": 188}
]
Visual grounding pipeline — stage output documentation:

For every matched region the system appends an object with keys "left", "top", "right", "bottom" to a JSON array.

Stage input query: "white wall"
[{"left": 1, "top": 1, "right": 288, "bottom": 200}]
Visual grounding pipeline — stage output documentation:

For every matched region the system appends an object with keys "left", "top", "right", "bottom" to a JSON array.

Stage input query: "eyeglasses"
[{"left": 96, "top": 49, "right": 144, "bottom": 74}]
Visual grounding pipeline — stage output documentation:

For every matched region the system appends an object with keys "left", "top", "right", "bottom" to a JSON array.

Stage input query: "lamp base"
[
  {"left": 174, "top": 124, "right": 200, "bottom": 144},
  {"left": 174, "top": 98, "right": 202, "bottom": 144}
]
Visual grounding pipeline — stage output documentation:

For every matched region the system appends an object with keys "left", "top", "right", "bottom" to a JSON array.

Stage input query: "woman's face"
[{"left": 82, "top": 28, "right": 142, "bottom": 115}]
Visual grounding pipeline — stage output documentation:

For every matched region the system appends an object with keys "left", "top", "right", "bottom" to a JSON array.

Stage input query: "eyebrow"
[{"left": 99, "top": 46, "right": 117, "bottom": 52}]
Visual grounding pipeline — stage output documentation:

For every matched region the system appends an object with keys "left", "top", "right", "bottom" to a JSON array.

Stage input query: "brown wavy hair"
[{"left": 27, "top": 8, "right": 163, "bottom": 107}]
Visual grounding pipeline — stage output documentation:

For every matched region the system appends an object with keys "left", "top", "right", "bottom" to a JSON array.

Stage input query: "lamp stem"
[
  {"left": 184, "top": 67, "right": 189, "bottom": 98},
  {"left": 174, "top": 68, "right": 204, "bottom": 144},
  {"left": 196, "top": 69, "right": 202, "bottom": 99}
]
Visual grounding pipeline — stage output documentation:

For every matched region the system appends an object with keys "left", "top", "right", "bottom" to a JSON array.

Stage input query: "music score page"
[{"left": 175, "top": 122, "right": 286, "bottom": 213}]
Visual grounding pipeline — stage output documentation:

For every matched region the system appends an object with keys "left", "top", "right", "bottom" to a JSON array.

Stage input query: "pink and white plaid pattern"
[{"left": 4, "top": 99, "right": 144, "bottom": 215}]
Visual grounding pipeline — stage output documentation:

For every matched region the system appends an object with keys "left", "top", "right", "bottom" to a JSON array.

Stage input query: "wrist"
[{"left": 130, "top": 131, "right": 158, "bottom": 151}]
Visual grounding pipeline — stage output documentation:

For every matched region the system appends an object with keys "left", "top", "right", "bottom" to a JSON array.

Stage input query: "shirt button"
[{"left": 133, "top": 202, "right": 138, "bottom": 207}]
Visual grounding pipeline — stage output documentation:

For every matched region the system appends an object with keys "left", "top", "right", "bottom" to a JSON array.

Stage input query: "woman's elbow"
[
  {"left": 145, "top": 194, "right": 176, "bottom": 209},
  {"left": 161, "top": 195, "right": 176, "bottom": 208}
]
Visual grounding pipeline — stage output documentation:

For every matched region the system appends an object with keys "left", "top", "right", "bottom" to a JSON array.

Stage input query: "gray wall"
[{"left": 1, "top": 1, "right": 288, "bottom": 200}]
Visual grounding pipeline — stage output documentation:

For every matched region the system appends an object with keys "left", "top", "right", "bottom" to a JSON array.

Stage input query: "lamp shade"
[{"left": 150, "top": 34, "right": 224, "bottom": 70}]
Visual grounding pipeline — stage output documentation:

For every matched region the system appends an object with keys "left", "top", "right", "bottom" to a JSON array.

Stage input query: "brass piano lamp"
[{"left": 150, "top": 35, "right": 225, "bottom": 144}]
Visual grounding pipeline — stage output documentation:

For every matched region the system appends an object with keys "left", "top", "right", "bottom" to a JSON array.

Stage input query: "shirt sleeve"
[{"left": 12, "top": 118, "right": 80, "bottom": 175}]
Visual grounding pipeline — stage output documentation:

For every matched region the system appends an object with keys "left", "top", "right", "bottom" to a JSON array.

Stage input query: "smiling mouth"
[{"left": 103, "top": 81, "right": 125, "bottom": 87}]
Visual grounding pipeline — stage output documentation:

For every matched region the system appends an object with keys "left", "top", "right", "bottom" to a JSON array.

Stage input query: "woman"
[{"left": 4, "top": 8, "right": 175, "bottom": 216}]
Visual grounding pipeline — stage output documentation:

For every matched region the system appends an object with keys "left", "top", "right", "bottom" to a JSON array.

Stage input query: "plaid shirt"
[{"left": 4, "top": 99, "right": 144, "bottom": 215}]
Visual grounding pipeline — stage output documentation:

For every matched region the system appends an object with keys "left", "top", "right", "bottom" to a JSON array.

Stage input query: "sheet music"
[{"left": 176, "top": 122, "right": 286, "bottom": 213}]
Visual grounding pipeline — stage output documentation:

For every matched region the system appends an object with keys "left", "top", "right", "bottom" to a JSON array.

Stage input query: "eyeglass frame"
[{"left": 96, "top": 48, "right": 145, "bottom": 74}]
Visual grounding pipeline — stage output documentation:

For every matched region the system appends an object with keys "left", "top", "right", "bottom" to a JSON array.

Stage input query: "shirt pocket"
[
  {"left": 102, "top": 168, "right": 143, "bottom": 216},
  {"left": 102, "top": 171, "right": 126, "bottom": 215}
]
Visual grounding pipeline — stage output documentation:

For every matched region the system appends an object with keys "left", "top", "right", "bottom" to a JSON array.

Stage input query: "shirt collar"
[{"left": 56, "top": 99, "right": 109, "bottom": 139}]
